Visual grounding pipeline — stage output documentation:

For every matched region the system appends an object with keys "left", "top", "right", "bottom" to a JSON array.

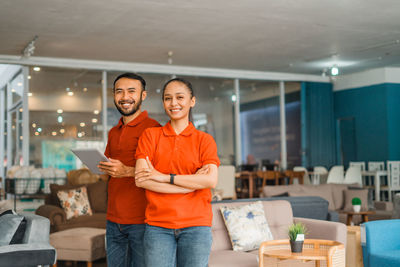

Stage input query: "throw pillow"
[
  {"left": 57, "top": 186, "right": 93, "bottom": 220},
  {"left": 289, "top": 185, "right": 335, "bottom": 210},
  {"left": 0, "top": 214, "right": 24, "bottom": 246},
  {"left": 343, "top": 189, "right": 369, "bottom": 211},
  {"left": 220, "top": 201, "right": 273, "bottom": 252},
  {"left": 348, "top": 186, "right": 375, "bottom": 210}
]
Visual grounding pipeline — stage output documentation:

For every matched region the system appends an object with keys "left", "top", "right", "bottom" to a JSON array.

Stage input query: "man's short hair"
[{"left": 113, "top": 73, "right": 146, "bottom": 91}]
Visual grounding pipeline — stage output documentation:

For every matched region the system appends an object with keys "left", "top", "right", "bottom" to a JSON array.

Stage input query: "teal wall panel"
[
  {"left": 301, "top": 82, "right": 336, "bottom": 168},
  {"left": 386, "top": 84, "right": 400, "bottom": 160}
]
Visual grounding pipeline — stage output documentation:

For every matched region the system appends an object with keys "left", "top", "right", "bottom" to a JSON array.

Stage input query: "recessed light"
[
  {"left": 19, "top": 136, "right": 23, "bottom": 140},
  {"left": 83, "top": 87, "right": 88, "bottom": 92},
  {"left": 28, "top": 75, "right": 32, "bottom": 80},
  {"left": 34, "top": 132, "right": 39, "bottom": 136},
  {"left": 11, "top": 89, "right": 16, "bottom": 93},
  {"left": 231, "top": 95, "right": 237, "bottom": 102},
  {"left": 331, "top": 66, "right": 339, "bottom": 76},
  {"left": 57, "top": 109, "right": 63, "bottom": 114},
  {"left": 60, "top": 129, "right": 65, "bottom": 134},
  {"left": 33, "top": 67, "right": 41, "bottom": 72},
  {"left": 57, "top": 116, "right": 63, "bottom": 123},
  {"left": 28, "top": 92, "right": 33, "bottom": 96},
  {"left": 37, "top": 128, "right": 42, "bottom": 132},
  {"left": 32, "top": 123, "right": 36, "bottom": 128},
  {"left": 17, "top": 82, "right": 22, "bottom": 86},
  {"left": 80, "top": 122, "right": 85, "bottom": 127},
  {"left": 92, "top": 118, "right": 98, "bottom": 123},
  {"left": 19, "top": 108, "right": 23, "bottom": 112},
  {"left": 52, "top": 131, "right": 57, "bottom": 136},
  {"left": 67, "top": 92, "right": 74, "bottom": 96},
  {"left": 94, "top": 110, "right": 99, "bottom": 115}
]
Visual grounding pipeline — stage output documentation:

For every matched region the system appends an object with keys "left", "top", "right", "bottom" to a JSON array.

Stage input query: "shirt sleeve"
[
  {"left": 135, "top": 128, "right": 155, "bottom": 161},
  {"left": 200, "top": 134, "right": 220, "bottom": 167}
]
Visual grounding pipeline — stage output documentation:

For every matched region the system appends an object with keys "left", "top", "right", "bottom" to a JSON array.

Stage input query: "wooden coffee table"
[
  {"left": 259, "top": 239, "right": 345, "bottom": 267},
  {"left": 341, "top": 210, "right": 375, "bottom": 225}
]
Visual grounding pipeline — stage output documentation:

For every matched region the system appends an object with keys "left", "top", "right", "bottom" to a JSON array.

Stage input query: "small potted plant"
[
  {"left": 288, "top": 222, "right": 307, "bottom": 253},
  {"left": 352, "top": 197, "right": 361, "bottom": 212}
]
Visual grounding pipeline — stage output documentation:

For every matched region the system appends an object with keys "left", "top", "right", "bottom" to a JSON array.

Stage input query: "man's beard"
[{"left": 114, "top": 95, "right": 143, "bottom": 117}]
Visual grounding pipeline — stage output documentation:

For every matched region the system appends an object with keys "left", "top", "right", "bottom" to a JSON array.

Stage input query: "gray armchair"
[{"left": 0, "top": 213, "right": 56, "bottom": 267}]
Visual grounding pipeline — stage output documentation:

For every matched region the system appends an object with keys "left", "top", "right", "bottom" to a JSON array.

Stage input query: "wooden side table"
[
  {"left": 259, "top": 239, "right": 345, "bottom": 267},
  {"left": 341, "top": 210, "right": 375, "bottom": 225},
  {"left": 346, "top": 226, "right": 363, "bottom": 267}
]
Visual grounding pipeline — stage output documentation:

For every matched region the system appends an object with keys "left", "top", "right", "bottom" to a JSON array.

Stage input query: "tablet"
[{"left": 71, "top": 148, "right": 109, "bottom": 175}]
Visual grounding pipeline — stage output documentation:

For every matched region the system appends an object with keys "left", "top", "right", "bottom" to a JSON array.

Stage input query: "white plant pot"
[{"left": 353, "top": 205, "right": 361, "bottom": 213}]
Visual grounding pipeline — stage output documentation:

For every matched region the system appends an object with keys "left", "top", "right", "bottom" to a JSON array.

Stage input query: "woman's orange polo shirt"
[{"left": 135, "top": 122, "right": 220, "bottom": 229}]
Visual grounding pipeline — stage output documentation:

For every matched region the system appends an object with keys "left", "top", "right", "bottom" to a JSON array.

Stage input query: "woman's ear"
[{"left": 190, "top": 96, "right": 196, "bottom": 108}]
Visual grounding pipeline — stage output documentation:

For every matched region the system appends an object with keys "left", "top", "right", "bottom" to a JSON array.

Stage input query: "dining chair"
[
  {"left": 381, "top": 161, "right": 400, "bottom": 202},
  {"left": 349, "top": 161, "right": 366, "bottom": 171},
  {"left": 368, "top": 161, "right": 385, "bottom": 171},
  {"left": 313, "top": 166, "right": 329, "bottom": 184},
  {"left": 343, "top": 166, "right": 362, "bottom": 185},
  {"left": 293, "top": 166, "right": 311, "bottom": 184},
  {"left": 326, "top": 165, "right": 345, "bottom": 184}
]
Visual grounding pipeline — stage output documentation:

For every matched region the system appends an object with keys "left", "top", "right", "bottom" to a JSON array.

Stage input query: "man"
[{"left": 98, "top": 73, "right": 160, "bottom": 267}]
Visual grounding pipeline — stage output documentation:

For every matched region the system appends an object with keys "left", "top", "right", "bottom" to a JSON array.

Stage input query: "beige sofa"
[
  {"left": 210, "top": 200, "right": 347, "bottom": 267},
  {"left": 261, "top": 183, "right": 393, "bottom": 224}
]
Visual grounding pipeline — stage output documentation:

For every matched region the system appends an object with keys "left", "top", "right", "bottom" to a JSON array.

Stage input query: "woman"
[{"left": 135, "top": 78, "right": 220, "bottom": 267}]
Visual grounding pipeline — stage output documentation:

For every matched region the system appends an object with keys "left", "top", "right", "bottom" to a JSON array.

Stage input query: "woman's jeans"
[
  {"left": 106, "top": 220, "right": 145, "bottom": 267},
  {"left": 144, "top": 224, "right": 212, "bottom": 267}
]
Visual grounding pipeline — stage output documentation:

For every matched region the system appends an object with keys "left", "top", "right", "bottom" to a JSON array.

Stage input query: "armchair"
[
  {"left": 0, "top": 213, "right": 56, "bottom": 267},
  {"left": 361, "top": 219, "right": 400, "bottom": 267}
]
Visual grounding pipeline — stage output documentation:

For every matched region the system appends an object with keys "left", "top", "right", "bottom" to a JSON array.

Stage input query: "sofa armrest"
[
  {"left": 294, "top": 217, "right": 347, "bottom": 246},
  {"left": 374, "top": 201, "right": 393, "bottom": 211},
  {"left": 0, "top": 243, "right": 56, "bottom": 266},
  {"left": 35, "top": 205, "right": 66, "bottom": 226}
]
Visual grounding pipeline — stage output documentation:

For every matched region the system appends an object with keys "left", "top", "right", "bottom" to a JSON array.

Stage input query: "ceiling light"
[
  {"left": 37, "top": 127, "right": 42, "bottom": 133},
  {"left": 32, "top": 123, "right": 36, "bottom": 128},
  {"left": 57, "top": 109, "right": 63, "bottom": 114},
  {"left": 28, "top": 75, "right": 31, "bottom": 80},
  {"left": 94, "top": 110, "right": 99, "bottom": 115},
  {"left": 19, "top": 108, "right": 23, "bottom": 112},
  {"left": 19, "top": 136, "right": 23, "bottom": 140},
  {"left": 57, "top": 116, "right": 63, "bottom": 123},
  {"left": 92, "top": 118, "right": 98, "bottom": 123},
  {"left": 83, "top": 87, "right": 88, "bottom": 92},
  {"left": 67, "top": 92, "right": 74, "bottom": 96},
  {"left": 17, "top": 82, "right": 22, "bottom": 86},
  {"left": 156, "top": 88, "right": 161, "bottom": 94},
  {"left": 77, "top": 132, "right": 82, "bottom": 138},
  {"left": 33, "top": 66, "right": 41, "bottom": 72},
  {"left": 331, "top": 66, "right": 339, "bottom": 76},
  {"left": 52, "top": 131, "right": 57, "bottom": 136},
  {"left": 60, "top": 129, "right": 65, "bottom": 134},
  {"left": 11, "top": 89, "right": 16, "bottom": 93},
  {"left": 28, "top": 92, "right": 33, "bottom": 97},
  {"left": 80, "top": 122, "right": 85, "bottom": 127},
  {"left": 66, "top": 87, "right": 70, "bottom": 91},
  {"left": 34, "top": 132, "right": 39, "bottom": 136},
  {"left": 231, "top": 95, "right": 237, "bottom": 102}
]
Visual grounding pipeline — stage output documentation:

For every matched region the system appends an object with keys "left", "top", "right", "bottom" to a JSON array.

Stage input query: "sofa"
[
  {"left": 262, "top": 183, "right": 393, "bottom": 224},
  {"left": 35, "top": 180, "right": 107, "bottom": 233},
  {"left": 361, "top": 219, "right": 400, "bottom": 267},
  {"left": 0, "top": 213, "right": 56, "bottom": 267},
  {"left": 215, "top": 195, "right": 338, "bottom": 221},
  {"left": 209, "top": 199, "right": 347, "bottom": 267}
]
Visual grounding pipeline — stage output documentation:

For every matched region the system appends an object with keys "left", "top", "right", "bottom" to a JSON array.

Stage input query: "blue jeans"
[
  {"left": 144, "top": 224, "right": 212, "bottom": 267},
  {"left": 106, "top": 220, "right": 145, "bottom": 267}
]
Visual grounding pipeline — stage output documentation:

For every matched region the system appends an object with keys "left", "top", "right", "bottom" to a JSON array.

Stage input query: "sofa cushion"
[
  {"left": 0, "top": 214, "right": 24, "bottom": 245},
  {"left": 57, "top": 186, "right": 93, "bottom": 220},
  {"left": 220, "top": 201, "right": 273, "bottom": 252},
  {"left": 87, "top": 181, "right": 107, "bottom": 213},
  {"left": 49, "top": 183, "right": 86, "bottom": 207},
  {"left": 289, "top": 186, "right": 335, "bottom": 210},
  {"left": 262, "top": 184, "right": 302, "bottom": 197},
  {"left": 343, "top": 189, "right": 369, "bottom": 211}
]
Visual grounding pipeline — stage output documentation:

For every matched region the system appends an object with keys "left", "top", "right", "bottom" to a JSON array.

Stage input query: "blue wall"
[
  {"left": 301, "top": 82, "right": 336, "bottom": 168},
  {"left": 334, "top": 83, "right": 400, "bottom": 162}
]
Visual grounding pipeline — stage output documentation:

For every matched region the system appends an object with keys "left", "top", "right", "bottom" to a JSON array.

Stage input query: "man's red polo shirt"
[{"left": 104, "top": 111, "right": 160, "bottom": 224}]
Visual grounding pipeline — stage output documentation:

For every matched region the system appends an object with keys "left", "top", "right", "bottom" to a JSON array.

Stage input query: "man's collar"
[
  {"left": 118, "top": 110, "right": 148, "bottom": 128},
  {"left": 162, "top": 121, "right": 195, "bottom": 136}
]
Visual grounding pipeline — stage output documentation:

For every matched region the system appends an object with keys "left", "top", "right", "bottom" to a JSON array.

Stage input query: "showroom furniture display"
[
  {"left": 36, "top": 180, "right": 107, "bottom": 233},
  {"left": 50, "top": 227, "right": 106, "bottom": 267},
  {"left": 361, "top": 219, "right": 400, "bottom": 267},
  {"left": 258, "top": 239, "right": 345, "bottom": 267},
  {"left": 0, "top": 213, "right": 56, "bottom": 267},
  {"left": 209, "top": 199, "right": 346, "bottom": 267}
]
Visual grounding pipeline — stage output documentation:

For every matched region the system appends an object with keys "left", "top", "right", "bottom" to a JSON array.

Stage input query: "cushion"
[
  {"left": 349, "top": 186, "right": 375, "bottom": 210},
  {"left": 49, "top": 183, "right": 86, "bottom": 207},
  {"left": 262, "top": 184, "right": 301, "bottom": 197},
  {"left": 343, "top": 189, "right": 369, "bottom": 211},
  {"left": 289, "top": 186, "right": 335, "bottom": 210},
  {"left": 87, "top": 181, "right": 107, "bottom": 213},
  {"left": 0, "top": 214, "right": 24, "bottom": 246},
  {"left": 220, "top": 201, "right": 273, "bottom": 252},
  {"left": 57, "top": 186, "right": 93, "bottom": 220}
]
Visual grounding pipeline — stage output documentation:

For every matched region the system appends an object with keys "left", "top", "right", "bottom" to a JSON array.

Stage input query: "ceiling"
[{"left": 1, "top": 0, "right": 400, "bottom": 76}]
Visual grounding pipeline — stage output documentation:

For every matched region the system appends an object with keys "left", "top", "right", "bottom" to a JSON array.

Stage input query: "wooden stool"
[{"left": 50, "top": 227, "right": 106, "bottom": 267}]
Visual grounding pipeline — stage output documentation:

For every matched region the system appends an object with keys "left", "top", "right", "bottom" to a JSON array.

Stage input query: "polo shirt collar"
[
  {"left": 162, "top": 121, "right": 195, "bottom": 136},
  {"left": 118, "top": 110, "right": 149, "bottom": 128}
]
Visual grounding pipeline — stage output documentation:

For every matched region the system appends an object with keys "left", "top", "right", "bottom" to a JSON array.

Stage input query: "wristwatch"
[{"left": 170, "top": 173, "right": 176, "bottom": 184}]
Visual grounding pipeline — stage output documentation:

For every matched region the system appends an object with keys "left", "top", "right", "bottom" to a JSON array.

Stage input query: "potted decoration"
[
  {"left": 352, "top": 197, "right": 362, "bottom": 212},
  {"left": 288, "top": 222, "right": 307, "bottom": 253}
]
